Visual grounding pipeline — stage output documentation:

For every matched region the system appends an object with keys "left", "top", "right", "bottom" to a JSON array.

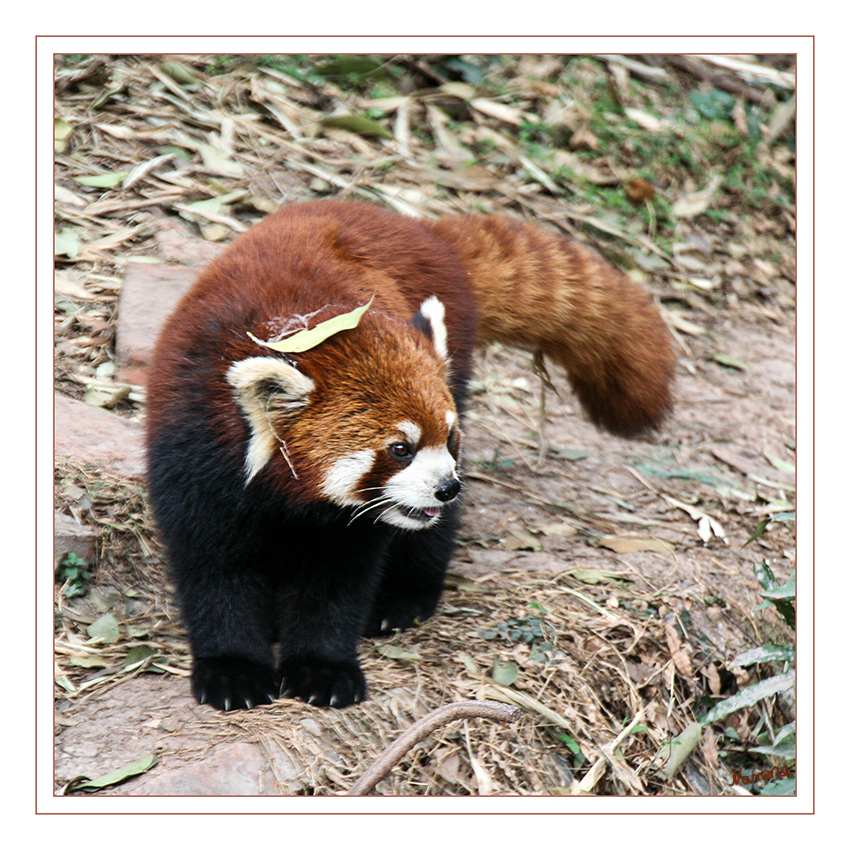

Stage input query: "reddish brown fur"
[
  {"left": 428, "top": 213, "right": 675, "bottom": 436},
  {"left": 148, "top": 201, "right": 674, "bottom": 506},
  {"left": 145, "top": 199, "right": 676, "bottom": 711},
  {"left": 146, "top": 202, "right": 474, "bottom": 503},
  {"left": 279, "top": 321, "right": 456, "bottom": 500}
]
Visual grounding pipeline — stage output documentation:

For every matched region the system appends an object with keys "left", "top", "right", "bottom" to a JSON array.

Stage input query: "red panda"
[{"left": 146, "top": 200, "right": 674, "bottom": 710}]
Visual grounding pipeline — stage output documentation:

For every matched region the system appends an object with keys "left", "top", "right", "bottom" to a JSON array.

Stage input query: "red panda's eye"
[{"left": 389, "top": 442, "right": 413, "bottom": 460}]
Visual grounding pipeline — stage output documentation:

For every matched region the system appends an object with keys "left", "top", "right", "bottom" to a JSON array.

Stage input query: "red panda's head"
[{"left": 225, "top": 297, "right": 462, "bottom": 530}]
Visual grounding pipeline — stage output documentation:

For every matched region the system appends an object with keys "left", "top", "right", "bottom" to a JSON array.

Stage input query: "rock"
[
  {"left": 153, "top": 217, "right": 228, "bottom": 266},
  {"left": 55, "top": 678, "right": 322, "bottom": 796},
  {"left": 54, "top": 510, "right": 96, "bottom": 569},
  {"left": 55, "top": 393, "right": 146, "bottom": 478},
  {"left": 128, "top": 742, "right": 294, "bottom": 796},
  {"left": 115, "top": 264, "right": 199, "bottom": 386}
]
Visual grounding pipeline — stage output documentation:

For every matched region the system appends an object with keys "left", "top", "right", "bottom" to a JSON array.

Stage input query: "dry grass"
[{"left": 55, "top": 457, "right": 743, "bottom": 796}]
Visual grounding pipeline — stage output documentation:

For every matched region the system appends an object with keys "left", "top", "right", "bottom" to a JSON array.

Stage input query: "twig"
[
  {"left": 666, "top": 56, "right": 777, "bottom": 105},
  {"left": 346, "top": 700, "right": 521, "bottom": 795}
]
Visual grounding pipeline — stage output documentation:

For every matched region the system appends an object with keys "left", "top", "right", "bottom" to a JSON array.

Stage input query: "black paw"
[
  {"left": 192, "top": 656, "right": 280, "bottom": 711},
  {"left": 362, "top": 600, "right": 436, "bottom": 637},
  {"left": 279, "top": 657, "right": 367, "bottom": 708}
]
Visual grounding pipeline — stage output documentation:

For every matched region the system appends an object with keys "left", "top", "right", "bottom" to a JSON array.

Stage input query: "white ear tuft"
[
  {"left": 226, "top": 357, "right": 314, "bottom": 481},
  {"left": 418, "top": 296, "right": 449, "bottom": 360}
]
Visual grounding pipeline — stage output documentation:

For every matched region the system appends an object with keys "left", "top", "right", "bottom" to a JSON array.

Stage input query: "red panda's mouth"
[{"left": 403, "top": 505, "right": 442, "bottom": 524}]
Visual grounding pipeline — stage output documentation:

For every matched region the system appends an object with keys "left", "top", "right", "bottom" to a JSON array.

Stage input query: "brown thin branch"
[{"left": 346, "top": 700, "right": 521, "bottom": 796}]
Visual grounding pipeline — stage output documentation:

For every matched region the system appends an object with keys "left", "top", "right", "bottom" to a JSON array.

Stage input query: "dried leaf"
[
  {"left": 86, "top": 613, "right": 120, "bottom": 644},
  {"left": 122, "top": 153, "right": 174, "bottom": 191},
  {"left": 624, "top": 108, "right": 670, "bottom": 132},
  {"left": 672, "top": 174, "right": 723, "bottom": 218},
  {"left": 668, "top": 312, "right": 707, "bottom": 336},
  {"left": 730, "top": 644, "right": 795, "bottom": 667},
  {"left": 83, "top": 384, "right": 131, "bottom": 408},
  {"left": 200, "top": 223, "right": 229, "bottom": 242},
  {"left": 765, "top": 454, "right": 795, "bottom": 474},
  {"left": 177, "top": 189, "right": 247, "bottom": 224},
  {"left": 67, "top": 655, "right": 109, "bottom": 669},
  {"left": 74, "top": 171, "right": 130, "bottom": 188},
  {"left": 663, "top": 496, "right": 728, "bottom": 544},
  {"left": 55, "top": 117, "right": 74, "bottom": 153},
  {"left": 439, "top": 81, "right": 477, "bottom": 100},
  {"left": 468, "top": 751, "right": 495, "bottom": 795},
  {"left": 567, "top": 568, "right": 616, "bottom": 584},
  {"left": 95, "top": 122, "right": 172, "bottom": 141},
  {"left": 160, "top": 61, "right": 200, "bottom": 86},
  {"left": 55, "top": 229, "right": 81, "bottom": 259},
  {"left": 376, "top": 644, "right": 422, "bottom": 662},
  {"left": 569, "top": 125, "right": 599, "bottom": 151},
  {"left": 625, "top": 177, "right": 656, "bottom": 205},
  {"left": 67, "top": 754, "right": 158, "bottom": 792},
  {"left": 538, "top": 522, "right": 579, "bottom": 538},
  {"left": 470, "top": 98, "right": 530, "bottom": 126},
  {"left": 485, "top": 682, "right": 573, "bottom": 731},
  {"left": 54, "top": 272, "right": 91, "bottom": 299},
  {"left": 710, "top": 352, "right": 750, "bottom": 371},
  {"left": 599, "top": 537, "right": 674, "bottom": 555},
  {"left": 491, "top": 658, "right": 519, "bottom": 686},
  {"left": 503, "top": 529, "right": 542, "bottom": 551},
  {"left": 322, "top": 114, "right": 393, "bottom": 140},
  {"left": 248, "top": 297, "right": 374, "bottom": 354},
  {"left": 197, "top": 142, "right": 244, "bottom": 178}
]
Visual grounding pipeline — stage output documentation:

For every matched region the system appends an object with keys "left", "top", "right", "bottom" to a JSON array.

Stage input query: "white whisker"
[
  {"left": 376, "top": 504, "right": 400, "bottom": 524},
  {"left": 349, "top": 495, "right": 394, "bottom": 525}
]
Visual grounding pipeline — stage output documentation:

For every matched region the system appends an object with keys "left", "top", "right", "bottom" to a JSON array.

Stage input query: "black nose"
[{"left": 435, "top": 477, "right": 461, "bottom": 503}]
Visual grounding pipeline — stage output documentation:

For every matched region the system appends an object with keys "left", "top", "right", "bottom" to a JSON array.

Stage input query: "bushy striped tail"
[{"left": 429, "top": 214, "right": 675, "bottom": 437}]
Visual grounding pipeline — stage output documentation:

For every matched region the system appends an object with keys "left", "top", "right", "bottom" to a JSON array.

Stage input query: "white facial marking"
[
  {"left": 397, "top": 420, "right": 422, "bottom": 446},
  {"left": 382, "top": 446, "right": 458, "bottom": 530},
  {"left": 321, "top": 449, "right": 376, "bottom": 505},
  {"left": 419, "top": 296, "right": 449, "bottom": 361},
  {"left": 226, "top": 356, "right": 314, "bottom": 482},
  {"left": 446, "top": 410, "right": 457, "bottom": 430}
]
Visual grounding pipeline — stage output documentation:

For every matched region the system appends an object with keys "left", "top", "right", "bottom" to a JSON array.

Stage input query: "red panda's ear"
[
  {"left": 410, "top": 296, "right": 449, "bottom": 361},
  {"left": 226, "top": 357, "right": 314, "bottom": 481}
]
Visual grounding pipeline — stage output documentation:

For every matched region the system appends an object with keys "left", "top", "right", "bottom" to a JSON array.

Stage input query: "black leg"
[
  {"left": 175, "top": 559, "right": 280, "bottom": 711},
  {"left": 364, "top": 503, "right": 460, "bottom": 636},
  {"left": 274, "top": 528, "right": 389, "bottom": 707}
]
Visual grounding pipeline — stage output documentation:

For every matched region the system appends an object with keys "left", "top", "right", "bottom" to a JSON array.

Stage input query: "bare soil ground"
[{"left": 53, "top": 54, "right": 796, "bottom": 799}]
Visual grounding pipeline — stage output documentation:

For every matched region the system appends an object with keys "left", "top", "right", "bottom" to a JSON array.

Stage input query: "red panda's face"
[
  {"left": 226, "top": 297, "right": 462, "bottom": 530},
  {"left": 320, "top": 409, "right": 462, "bottom": 530}
]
